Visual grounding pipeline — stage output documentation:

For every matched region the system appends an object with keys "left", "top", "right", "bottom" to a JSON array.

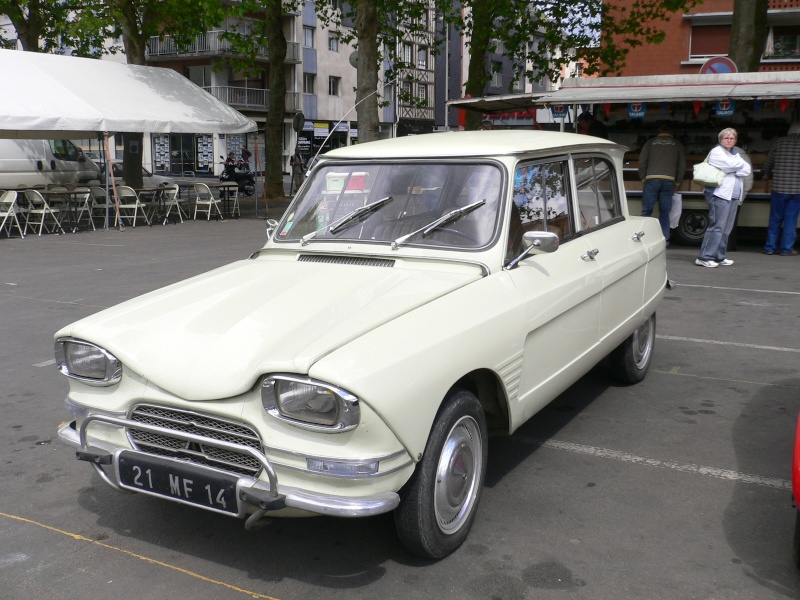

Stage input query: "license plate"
[{"left": 117, "top": 451, "right": 240, "bottom": 516}]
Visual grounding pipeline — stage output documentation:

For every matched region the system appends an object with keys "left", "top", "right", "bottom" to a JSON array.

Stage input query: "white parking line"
[
  {"left": 33, "top": 359, "right": 55, "bottom": 368},
  {"left": 657, "top": 335, "right": 800, "bottom": 353},
  {"left": 677, "top": 283, "right": 800, "bottom": 296},
  {"left": 519, "top": 438, "right": 791, "bottom": 490}
]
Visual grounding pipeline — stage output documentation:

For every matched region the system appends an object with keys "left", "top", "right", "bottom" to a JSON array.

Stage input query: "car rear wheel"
[
  {"left": 395, "top": 389, "right": 487, "bottom": 559},
  {"left": 610, "top": 313, "right": 656, "bottom": 384}
]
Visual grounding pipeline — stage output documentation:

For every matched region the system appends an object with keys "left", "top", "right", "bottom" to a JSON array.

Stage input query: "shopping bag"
[{"left": 669, "top": 193, "right": 682, "bottom": 229}]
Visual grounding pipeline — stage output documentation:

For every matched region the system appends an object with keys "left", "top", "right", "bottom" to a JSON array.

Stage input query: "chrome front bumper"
[{"left": 58, "top": 415, "right": 400, "bottom": 518}]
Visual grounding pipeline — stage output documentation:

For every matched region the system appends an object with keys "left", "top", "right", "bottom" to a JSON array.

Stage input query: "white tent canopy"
[{"left": 0, "top": 49, "right": 256, "bottom": 139}]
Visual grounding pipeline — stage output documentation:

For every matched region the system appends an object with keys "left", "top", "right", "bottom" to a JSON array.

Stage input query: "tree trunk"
[
  {"left": 464, "top": 0, "right": 494, "bottom": 131},
  {"left": 264, "top": 0, "right": 288, "bottom": 199},
  {"left": 115, "top": 2, "right": 147, "bottom": 189},
  {"left": 729, "top": 0, "right": 769, "bottom": 72},
  {"left": 6, "top": 1, "right": 45, "bottom": 51},
  {"left": 355, "top": 0, "right": 380, "bottom": 143}
]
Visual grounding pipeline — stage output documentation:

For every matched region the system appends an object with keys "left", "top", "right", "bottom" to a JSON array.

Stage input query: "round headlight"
[
  {"left": 261, "top": 375, "right": 359, "bottom": 432},
  {"left": 54, "top": 338, "right": 122, "bottom": 385}
]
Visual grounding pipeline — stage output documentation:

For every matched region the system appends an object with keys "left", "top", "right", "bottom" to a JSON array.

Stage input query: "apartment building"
[{"left": 611, "top": 0, "right": 800, "bottom": 76}]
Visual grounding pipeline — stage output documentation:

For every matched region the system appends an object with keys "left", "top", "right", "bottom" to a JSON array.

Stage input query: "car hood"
[{"left": 62, "top": 255, "right": 482, "bottom": 401}]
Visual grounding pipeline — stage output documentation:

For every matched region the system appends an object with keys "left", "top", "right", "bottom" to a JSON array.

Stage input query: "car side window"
[
  {"left": 573, "top": 156, "right": 621, "bottom": 231},
  {"left": 507, "top": 159, "right": 573, "bottom": 260}
]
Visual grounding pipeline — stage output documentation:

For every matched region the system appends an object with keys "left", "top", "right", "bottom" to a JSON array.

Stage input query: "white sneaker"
[
  {"left": 695, "top": 258, "right": 719, "bottom": 268},
  {"left": 719, "top": 259, "right": 734, "bottom": 266}
]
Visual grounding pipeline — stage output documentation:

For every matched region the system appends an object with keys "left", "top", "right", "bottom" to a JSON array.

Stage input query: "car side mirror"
[{"left": 505, "top": 231, "right": 559, "bottom": 270}]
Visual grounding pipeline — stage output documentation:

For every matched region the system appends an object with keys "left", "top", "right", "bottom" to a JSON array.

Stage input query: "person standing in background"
[
  {"left": 289, "top": 145, "right": 305, "bottom": 195},
  {"left": 577, "top": 111, "right": 609, "bottom": 139},
  {"left": 762, "top": 122, "right": 800, "bottom": 256},
  {"left": 638, "top": 122, "right": 686, "bottom": 244},
  {"left": 695, "top": 128, "right": 751, "bottom": 268}
]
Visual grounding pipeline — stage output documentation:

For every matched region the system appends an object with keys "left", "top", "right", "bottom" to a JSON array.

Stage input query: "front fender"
[{"left": 310, "top": 273, "right": 523, "bottom": 459}]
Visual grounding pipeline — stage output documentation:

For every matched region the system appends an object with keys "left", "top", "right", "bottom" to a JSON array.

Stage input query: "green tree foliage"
[{"left": 446, "top": 0, "right": 702, "bottom": 129}]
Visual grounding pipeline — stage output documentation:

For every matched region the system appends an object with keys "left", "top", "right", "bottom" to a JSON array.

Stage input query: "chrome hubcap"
[
  {"left": 433, "top": 416, "right": 482, "bottom": 534},
  {"left": 632, "top": 316, "right": 654, "bottom": 370}
]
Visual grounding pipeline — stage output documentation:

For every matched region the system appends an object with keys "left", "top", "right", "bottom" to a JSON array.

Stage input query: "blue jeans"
[
  {"left": 699, "top": 191, "right": 738, "bottom": 262},
  {"left": 641, "top": 179, "right": 674, "bottom": 241},
  {"left": 764, "top": 192, "right": 800, "bottom": 254}
]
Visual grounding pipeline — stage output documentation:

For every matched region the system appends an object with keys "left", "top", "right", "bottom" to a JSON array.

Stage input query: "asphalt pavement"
[{"left": 1, "top": 219, "right": 799, "bottom": 600}]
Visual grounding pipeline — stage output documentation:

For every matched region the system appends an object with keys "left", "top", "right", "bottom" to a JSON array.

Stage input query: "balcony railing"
[
  {"left": 203, "top": 86, "right": 302, "bottom": 112},
  {"left": 147, "top": 31, "right": 300, "bottom": 62}
]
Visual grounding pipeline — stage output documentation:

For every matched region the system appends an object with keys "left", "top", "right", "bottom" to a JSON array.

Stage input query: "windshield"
[{"left": 275, "top": 162, "right": 504, "bottom": 249}]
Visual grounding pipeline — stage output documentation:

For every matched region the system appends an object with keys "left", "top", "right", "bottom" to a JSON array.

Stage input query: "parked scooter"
[{"left": 219, "top": 155, "right": 256, "bottom": 196}]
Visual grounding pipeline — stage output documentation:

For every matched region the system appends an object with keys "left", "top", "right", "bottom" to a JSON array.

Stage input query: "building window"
[
  {"left": 690, "top": 25, "right": 730, "bottom": 58},
  {"left": 328, "top": 0, "right": 343, "bottom": 10},
  {"left": 417, "top": 83, "right": 428, "bottom": 105},
  {"left": 303, "top": 26, "right": 315, "bottom": 48},
  {"left": 401, "top": 80, "right": 412, "bottom": 100},
  {"left": 491, "top": 62, "right": 503, "bottom": 87},
  {"left": 303, "top": 73, "right": 315, "bottom": 94},
  {"left": 402, "top": 43, "right": 413, "bottom": 64},
  {"left": 187, "top": 65, "right": 211, "bottom": 87},
  {"left": 328, "top": 34, "right": 339, "bottom": 52},
  {"left": 417, "top": 46, "right": 428, "bottom": 70},
  {"left": 768, "top": 26, "right": 800, "bottom": 59},
  {"left": 329, "top": 76, "right": 341, "bottom": 96}
]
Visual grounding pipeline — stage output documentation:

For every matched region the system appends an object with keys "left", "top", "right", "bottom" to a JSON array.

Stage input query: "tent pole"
[{"left": 104, "top": 133, "right": 122, "bottom": 231}]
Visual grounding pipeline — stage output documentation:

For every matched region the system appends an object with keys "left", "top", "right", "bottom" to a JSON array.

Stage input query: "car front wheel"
[
  {"left": 394, "top": 389, "right": 488, "bottom": 559},
  {"left": 610, "top": 313, "right": 656, "bottom": 384}
]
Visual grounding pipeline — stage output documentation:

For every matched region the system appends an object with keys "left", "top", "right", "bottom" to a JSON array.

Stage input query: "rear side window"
[{"left": 573, "top": 156, "right": 621, "bottom": 230}]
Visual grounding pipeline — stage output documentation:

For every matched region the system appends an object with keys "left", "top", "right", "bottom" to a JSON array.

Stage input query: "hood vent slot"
[{"left": 298, "top": 254, "right": 395, "bottom": 268}]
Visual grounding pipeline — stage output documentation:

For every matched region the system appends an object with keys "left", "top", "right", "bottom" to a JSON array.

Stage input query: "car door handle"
[
  {"left": 632, "top": 231, "right": 645, "bottom": 241},
  {"left": 581, "top": 248, "right": 600, "bottom": 261}
]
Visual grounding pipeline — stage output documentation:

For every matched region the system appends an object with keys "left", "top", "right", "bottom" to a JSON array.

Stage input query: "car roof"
[{"left": 324, "top": 130, "right": 621, "bottom": 160}]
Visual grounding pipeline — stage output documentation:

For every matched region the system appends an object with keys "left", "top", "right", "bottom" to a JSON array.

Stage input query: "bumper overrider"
[{"left": 58, "top": 413, "right": 402, "bottom": 521}]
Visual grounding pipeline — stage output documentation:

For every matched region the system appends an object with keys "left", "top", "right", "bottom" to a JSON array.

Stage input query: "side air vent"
[{"left": 298, "top": 254, "right": 395, "bottom": 268}]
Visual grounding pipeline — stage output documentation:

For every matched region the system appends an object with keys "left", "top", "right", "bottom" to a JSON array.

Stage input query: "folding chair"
[
  {"left": 0, "top": 190, "right": 25, "bottom": 238},
  {"left": 161, "top": 184, "right": 187, "bottom": 224},
  {"left": 193, "top": 182, "right": 222, "bottom": 221},
  {"left": 24, "top": 189, "right": 64, "bottom": 235},
  {"left": 116, "top": 186, "right": 151, "bottom": 227},
  {"left": 90, "top": 186, "right": 113, "bottom": 227},
  {"left": 73, "top": 189, "right": 96, "bottom": 231}
]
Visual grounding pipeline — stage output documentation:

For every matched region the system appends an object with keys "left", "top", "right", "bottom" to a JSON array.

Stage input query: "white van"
[{"left": 0, "top": 139, "right": 101, "bottom": 188}]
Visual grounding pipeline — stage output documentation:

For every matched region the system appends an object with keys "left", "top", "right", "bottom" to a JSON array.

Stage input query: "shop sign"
[
  {"left": 335, "top": 122, "right": 350, "bottom": 132},
  {"left": 628, "top": 103, "right": 646, "bottom": 119},
  {"left": 549, "top": 104, "right": 568, "bottom": 120},
  {"left": 715, "top": 100, "right": 735, "bottom": 117},
  {"left": 314, "top": 122, "right": 329, "bottom": 137}
]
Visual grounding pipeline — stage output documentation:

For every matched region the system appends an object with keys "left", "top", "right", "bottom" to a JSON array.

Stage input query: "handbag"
[{"left": 692, "top": 157, "right": 725, "bottom": 188}]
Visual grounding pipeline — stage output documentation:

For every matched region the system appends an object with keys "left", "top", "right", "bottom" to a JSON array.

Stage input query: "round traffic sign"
[{"left": 700, "top": 57, "right": 738, "bottom": 75}]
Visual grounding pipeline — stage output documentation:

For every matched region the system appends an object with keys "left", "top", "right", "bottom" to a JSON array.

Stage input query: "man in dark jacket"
[{"left": 638, "top": 122, "right": 686, "bottom": 243}]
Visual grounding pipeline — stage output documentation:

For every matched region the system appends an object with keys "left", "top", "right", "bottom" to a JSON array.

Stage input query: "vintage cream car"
[{"left": 55, "top": 131, "right": 668, "bottom": 559}]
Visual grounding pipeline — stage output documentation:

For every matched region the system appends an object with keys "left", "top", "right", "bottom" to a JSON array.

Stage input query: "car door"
[
  {"left": 573, "top": 155, "right": 649, "bottom": 347},
  {"left": 506, "top": 158, "right": 602, "bottom": 426}
]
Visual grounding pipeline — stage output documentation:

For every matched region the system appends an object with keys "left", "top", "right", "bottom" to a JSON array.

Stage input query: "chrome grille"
[{"left": 127, "top": 404, "right": 263, "bottom": 477}]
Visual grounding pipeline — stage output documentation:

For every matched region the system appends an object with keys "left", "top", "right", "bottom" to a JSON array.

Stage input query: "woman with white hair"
[{"left": 695, "top": 128, "right": 752, "bottom": 268}]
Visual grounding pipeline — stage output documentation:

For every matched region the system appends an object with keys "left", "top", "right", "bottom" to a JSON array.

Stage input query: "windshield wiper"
[
  {"left": 329, "top": 195, "right": 393, "bottom": 234},
  {"left": 392, "top": 199, "right": 485, "bottom": 250},
  {"left": 300, "top": 195, "right": 392, "bottom": 245}
]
